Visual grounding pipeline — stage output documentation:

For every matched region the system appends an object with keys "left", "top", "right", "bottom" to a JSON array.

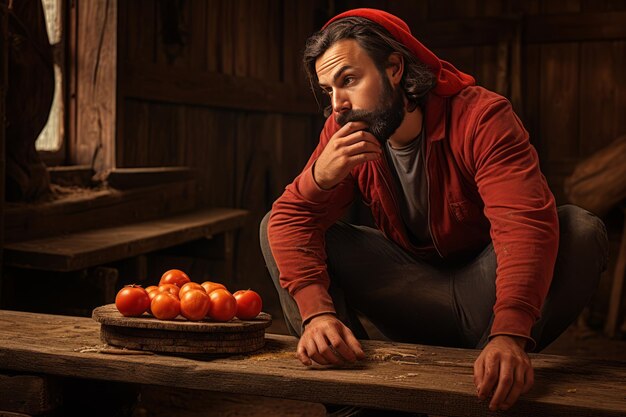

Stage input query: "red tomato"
[
  {"left": 158, "top": 283, "right": 180, "bottom": 298},
  {"left": 201, "top": 281, "right": 227, "bottom": 294},
  {"left": 180, "top": 289, "right": 211, "bottom": 321},
  {"left": 207, "top": 289, "right": 237, "bottom": 322},
  {"left": 145, "top": 285, "right": 159, "bottom": 293},
  {"left": 233, "top": 290, "right": 263, "bottom": 320},
  {"left": 147, "top": 288, "right": 160, "bottom": 315},
  {"left": 115, "top": 285, "right": 150, "bottom": 317},
  {"left": 179, "top": 282, "right": 205, "bottom": 299},
  {"left": 151, "top": 292, "right": 181, "bottom": 320},
  {"left": 159, "top": 269, "right": 191, "bottom": 287}
]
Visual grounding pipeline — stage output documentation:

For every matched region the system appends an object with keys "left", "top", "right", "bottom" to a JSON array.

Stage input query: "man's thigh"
[{"left": 325, "top": 222, "right": 471, "bottom": 347}]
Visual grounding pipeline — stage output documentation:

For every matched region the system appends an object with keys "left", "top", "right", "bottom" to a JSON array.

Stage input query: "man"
[{"left": 260, "top": 8, "right": 608, "bottom": 414}]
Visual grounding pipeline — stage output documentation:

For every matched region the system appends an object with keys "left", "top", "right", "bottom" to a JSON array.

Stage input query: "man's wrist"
[{"left": 491, "top": 334, "right": 528, "bottom": 349}]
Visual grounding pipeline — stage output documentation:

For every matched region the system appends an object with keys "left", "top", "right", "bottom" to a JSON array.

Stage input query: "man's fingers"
[
  {"left": 326, "top": 333, "right": 357, "bottom": 362},
  {"left": 473, "top": 355, "right": 485, "bottom": 393},
  {"left": 335, "top": 121, "right": 369, "bottom": 138},
  {"left": 477, "top": 356, "right": 499, "bottom": 400},
  {"left": 313, "top": 334, "right": 344, "bottom": 365},
  {"left": 500, "top": 364, "right": 527, "bottom": 410},
  {"left": 523, "top": 364, "right": 534, "bottom": 393},
  {"left": 342, "top": 329, "right": 366, "bottom": 360},
  {"left": 340, "top": 129, "right": 380, "bottom": 149},
  {"left": 296, "top": 340, "right": 312, "bottom": 366},
  {"left": 489, "top": 360, "right": 514, "bottom": 411}
]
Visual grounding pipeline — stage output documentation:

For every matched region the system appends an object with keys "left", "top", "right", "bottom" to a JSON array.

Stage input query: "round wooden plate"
[{"left": 92, "top": 304, "right": 272, "bottom": 354}]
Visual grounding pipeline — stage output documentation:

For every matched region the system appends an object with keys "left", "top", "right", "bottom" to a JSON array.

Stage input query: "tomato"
[
  {"left": 115, "top": 285, "right": 150, "bottom": 317},
  {"left": 207, "top": 289, "right": 237, "bottom": 322},
  {"left": 147, "top": 288, "right": 160, "bottom": 315},
  {"left": 180, "top": 289, "right": 211, "bottom": 321},
  {"left": 179, "top": 282, "right": 205, "bottom": 299},
  {"left": 145, "top": 285, "right": 159, "bottom": 293},
  {"left": 159, "top": 269, "right": 191, "bottom": 287},
  {"left": 158, "top": 283, "right": 180, "bottom": 298},
  {"left": 233, "top": 290, "right": 263, "bottom": 320},
  {"left": 201, "top": 281, "right": 227, "bottom": 294},
  {"left": 151, "top": 292, "right": 181, "bottom": 320}
]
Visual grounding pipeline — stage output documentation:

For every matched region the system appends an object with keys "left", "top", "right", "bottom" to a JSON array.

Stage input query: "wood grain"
[
  {"left": 3, "top": 208, "right": 248, "bottom": 271},
  {"left": 5, "top": 181, "right": 198, "bottom": 243},
  {"left": 74, "top": 0, "right": 117, "bottom": 173},
  {"left": 0, "top": 374, "right": 62, "bottom": 415},
  {"left": 0, "top": 310, "right": 624, "bottom": 417}
]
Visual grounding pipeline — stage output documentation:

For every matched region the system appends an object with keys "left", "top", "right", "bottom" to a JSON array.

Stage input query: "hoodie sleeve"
[
  {"left": 267, "top": 117, "right": 355, "bottom": 325},
  {"left": 469, "top": 98, "right": 559, "bottom": 350}
]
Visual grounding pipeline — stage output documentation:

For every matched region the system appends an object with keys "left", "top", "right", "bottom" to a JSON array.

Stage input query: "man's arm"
[
  {"left": 468, "top": 98, "right": 559, "bottom": 410},
  {"left": 268, "top": 118, "right": 380, "bottom": 365}
]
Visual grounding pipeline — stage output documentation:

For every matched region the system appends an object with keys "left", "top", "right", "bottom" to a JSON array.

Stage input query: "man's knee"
[{"left": 558, "top": 204, "right": 609, "bottom": 272}]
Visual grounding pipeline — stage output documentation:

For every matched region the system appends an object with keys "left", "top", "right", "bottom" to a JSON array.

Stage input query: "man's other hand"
[
  {"left": 313, "top": 121, "right": 382, "bottom": 190},
  {"left": 474, "top": 335, "right": 534, "bottom": 411},
  {"left": 296, "top": 313, "right": 366, "bottom": 366}
]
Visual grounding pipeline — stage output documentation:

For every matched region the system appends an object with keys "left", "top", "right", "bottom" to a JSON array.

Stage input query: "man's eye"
[
  {"left": 322, "top": 89, "right": 333, "bottom": 96},
  {"left": 344, "top": 76, "right": 355, "bottom": 86}
]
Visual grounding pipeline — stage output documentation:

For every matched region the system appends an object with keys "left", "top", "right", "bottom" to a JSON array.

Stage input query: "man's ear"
[{"left": 386, "top": 53, "right": 404, "bottom": 86}]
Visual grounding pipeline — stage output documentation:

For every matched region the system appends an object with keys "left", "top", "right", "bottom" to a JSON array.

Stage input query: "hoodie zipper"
[{"left": 424, "top": 136, "right": 444, "bottom": 259}]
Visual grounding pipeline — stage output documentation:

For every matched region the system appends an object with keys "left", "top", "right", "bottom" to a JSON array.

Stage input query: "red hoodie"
[{"left": 268, "top": 9, "right": 558, "bottom": 348}]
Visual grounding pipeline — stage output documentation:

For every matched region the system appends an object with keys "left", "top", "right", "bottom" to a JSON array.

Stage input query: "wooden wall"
[
  {"left": 117, "top": 0, "right": 626, "bottom": 325},
  {"left": 117, "top": 0, "right": 332, "bottom": 321}
]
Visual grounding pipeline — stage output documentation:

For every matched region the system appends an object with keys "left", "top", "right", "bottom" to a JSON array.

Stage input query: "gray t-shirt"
[{"left": 385, "top": 131, "right": 432, "bottom": 245}]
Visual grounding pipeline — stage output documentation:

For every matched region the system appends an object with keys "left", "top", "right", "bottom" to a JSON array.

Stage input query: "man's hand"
[
  {"left": 296, "top": 313, "right": 366, "bottom": 366},
  {"left": 474, "top": 335, "right": 534, "bottom": 411},
  {"left": 313, "top": 121, "right": 382, "bottom": 190}
]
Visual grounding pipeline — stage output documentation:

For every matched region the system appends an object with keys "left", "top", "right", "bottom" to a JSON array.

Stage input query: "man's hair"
[{"left": 303, "top": 16, "right": 436, "bottom": 115}]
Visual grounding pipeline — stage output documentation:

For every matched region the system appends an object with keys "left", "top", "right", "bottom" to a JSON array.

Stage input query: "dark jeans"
[{"left": 260, "top": 205, "right": 608, "bottom": 352}]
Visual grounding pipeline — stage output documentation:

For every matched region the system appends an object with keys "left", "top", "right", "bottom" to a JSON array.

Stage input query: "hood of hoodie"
[{"left": 322, "top": 8, "right": 475, "bottom": 97}]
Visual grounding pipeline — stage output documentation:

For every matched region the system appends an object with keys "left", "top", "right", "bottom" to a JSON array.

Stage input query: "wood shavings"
[{"left": 74, "top": 344, "right": 154, "bottom": 355}]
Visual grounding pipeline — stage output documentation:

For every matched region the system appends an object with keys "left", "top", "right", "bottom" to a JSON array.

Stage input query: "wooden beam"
[
  {"left": 526, "top": 11, "right": 626, "bottom": 43},
  {"left": 120, "top": 63, "right": 320, "bottom": 115},
  {"left": 74, "top": 0, "right": 117, "bottom": 173},
  {"left": 3, "top": 208, "right": 248, "bottom": 271},
  {"left": 0, "top": 310, "right": 624, "bottom": 417}
]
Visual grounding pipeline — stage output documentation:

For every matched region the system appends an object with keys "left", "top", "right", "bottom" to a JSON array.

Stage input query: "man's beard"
[{"left": 335, "top": 77, "right": 405, "bottom": 144}]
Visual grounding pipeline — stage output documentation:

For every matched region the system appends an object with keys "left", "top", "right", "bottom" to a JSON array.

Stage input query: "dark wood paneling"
[
  {"left": 526, "top": 12, "right": 626, "bottom": 43},
  {"left": 121, "top": 64, "right": 318, "bottom": 114}
]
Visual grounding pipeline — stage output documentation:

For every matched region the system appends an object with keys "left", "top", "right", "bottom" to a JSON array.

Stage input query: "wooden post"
[
  {"left": 0, "top": 0, "right": 8, "bottom": 305},
  {"left": 73, "top": 0, "right": 117, "bottom": 176}
]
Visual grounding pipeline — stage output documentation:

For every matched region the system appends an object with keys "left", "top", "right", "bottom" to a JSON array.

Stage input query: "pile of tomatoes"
[{"left": 114, "top": 269, "right": 262, "bottom": 322}]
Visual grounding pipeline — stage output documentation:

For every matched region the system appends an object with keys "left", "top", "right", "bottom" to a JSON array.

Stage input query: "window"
[{"left": 36, "top": 0, "right": 65, "bottom": 155}]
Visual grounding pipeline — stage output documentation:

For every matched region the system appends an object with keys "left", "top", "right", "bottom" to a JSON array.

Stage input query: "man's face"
[{"left": 315, "top": 39, "right": 405, "bottom": 143}]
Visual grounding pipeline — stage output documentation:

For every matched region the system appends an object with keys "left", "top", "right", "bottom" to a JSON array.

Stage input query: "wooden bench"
[{"left": 0, "top": 310, "right": 624, "bottom": 417}]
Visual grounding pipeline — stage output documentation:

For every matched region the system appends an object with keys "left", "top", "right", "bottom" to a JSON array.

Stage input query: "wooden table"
[{"left": 0, "top": 310, "right": 624, "bottom": 417}]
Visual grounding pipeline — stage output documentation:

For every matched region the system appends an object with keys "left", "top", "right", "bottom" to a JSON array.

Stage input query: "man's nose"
[{"left": 332, "top": 90, "right": 351, "bottom": 115}]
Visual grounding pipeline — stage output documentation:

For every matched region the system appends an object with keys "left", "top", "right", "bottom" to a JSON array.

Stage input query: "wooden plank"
[
  {"left": 0, "top": 373, "right": 62, "bottom": 415},
  {"left": 74, "top": 0, "right": 117, "bottom": 173},
  {"left": 579, "top": 42, "right": 620, "bottom": 155},
  {"left": 205, "top": 0, "right": 219, "bottom": 72},
  {"left": 3, "top": 208, "right": 248, "bottom": 271},
  {"left": 219, "top": 0, "right": 234, "bottom": 74},
  {"left": 48, "top": 165, "right": 94, "bottom": 187},
  {"left": 5, "top": 180, "right": 197, "bottom": 242},
  {"left": 0, "top": 310, "right": 624, "bottom": 417},
  {"left": 120, "top": 63, "right": 318, "bottom": 114},
  {"left": 539, "top": 43, "right": 580, "bottom": 177},
  {"left": 107, "top": 167, "right": 196, "bottom": 190},
  {"left": 526, "top": 12, "right": 626, "bottom": 43}
]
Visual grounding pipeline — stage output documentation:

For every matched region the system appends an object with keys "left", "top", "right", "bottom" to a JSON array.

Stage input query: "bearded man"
[{"left": 260, "top": 8, "right": 608, "bottom": 415}]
